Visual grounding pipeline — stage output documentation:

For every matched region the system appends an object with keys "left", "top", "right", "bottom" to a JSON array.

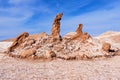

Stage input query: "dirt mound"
[{"left": 7, "top": 13, "right": 120, "bottom": 60}]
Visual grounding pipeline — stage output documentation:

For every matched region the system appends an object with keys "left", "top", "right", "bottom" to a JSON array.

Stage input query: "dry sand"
[
  {"left": 0, "top": 42, "right": 13, "bottom": 53},
  {"left": 0, "top": 42, "right": 120, "bottom": 80}
]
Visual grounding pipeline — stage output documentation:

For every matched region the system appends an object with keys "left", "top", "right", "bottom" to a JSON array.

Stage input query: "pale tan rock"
[
  {"left": 29, "top": 32, "right": 48, "bottom": 39},
  {"left": 8, "top": 32, "right": 29, "bottom": 52},
  {"left": 70, "top": 24, "right": 91, "bottom": 41},
  {"left": 46, "top": 51, "right": 56, "bottom": 59},
  {"left": 5, "top": 13, "right": 119, "bottom": 61},
  {"left": 81, "top": 32, "right": 91, "bottom": 42},
  {"left": 20, "top": 49, "right": 36, "bottom": 58},
  {"left": 76, "top": 24, "right": 83, "bottom": 35},
  {"left": 51, "top": 13, "right": 63, "bottom": 37},
  {"left": 102, "top": 42, "right": 111, "bottom": 52},
  {"left": 63, "top": 32, "right": 77, "bottom": 39},
  {"left": 81, "top": 54, "right": 89, "bottom": 60},
  {"left": 23, "top": 39, "right": 35, "bottom": 47}
]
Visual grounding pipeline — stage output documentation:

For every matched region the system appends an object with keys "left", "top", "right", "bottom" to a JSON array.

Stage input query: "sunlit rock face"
[
  {"left": 51, "top": 13, "right": 63, "bottom": 37},
  {"left": 6, "top": 13, "right": 120, "bottom": 60}
]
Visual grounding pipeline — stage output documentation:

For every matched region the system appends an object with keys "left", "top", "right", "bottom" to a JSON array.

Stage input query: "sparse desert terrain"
[
  {"left": 0, "top": 14, "right": 120, "bottom": 80},
  {"left": 0, "top": 52, "right": 120, "bottom": 80},
  {"left": 0, "top": 31, "right": 120, "bottom": 80}
]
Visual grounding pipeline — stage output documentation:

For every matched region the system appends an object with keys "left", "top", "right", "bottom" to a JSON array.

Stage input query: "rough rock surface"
[
  {"left": 51, "top": 13, "right": 63, "bottom": 37},
  {"left": 6, "top": 13, "right": 119, "bottom": 60},
  {"left": 29, "top": 32, "right": 48, "bottom": 39},
  {"left": 7, "top": 32, "right": 29, "bottom": 52},
  {"left": 76, "top": 24, "right": 83, "bottom": 35},
  {"left": 64, "top": 24, "right": 91, "bottom": 42},
  {"left": 20, "top": 49, "right": 36, "bottom": 58},
  {"left": 102, "top": 42, "right": 111, "bottom": 52}
]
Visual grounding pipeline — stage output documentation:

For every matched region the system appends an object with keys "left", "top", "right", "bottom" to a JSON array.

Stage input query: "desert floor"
[{"left": 0, "top": 42, "right": 120, "bottom": 80}]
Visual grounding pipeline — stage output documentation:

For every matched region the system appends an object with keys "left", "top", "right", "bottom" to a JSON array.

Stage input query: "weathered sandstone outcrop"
[
  {"left": 64, "top": 24, "right": 91, "bottom": 42},
  {"left": 76, "top": 24, "right": 83, "bottom": 35},
  {"left": 20, "top": 49, "right": 36, "bottom": 58},
  {"left": 7, "top": 32, "right": 29, "bottom": 52},
  {"left": 6, "top": 13, "right": 119, "bottom": 60},
  {"left": 51, "top": 13, "right": 63, "bottom": 37},
  {"left": 29, "top": 32, "right": 48, "bottom": 39},
  {"left": 102, "top": 42, "right": 111, "bottom": 52}
]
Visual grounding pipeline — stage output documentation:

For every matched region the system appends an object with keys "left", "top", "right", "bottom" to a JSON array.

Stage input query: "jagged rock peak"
[
  {"left": 76, "top": 24, "right": 83, "bottom": 35},
  {"left": 51, "top": 13, "right": 63, "bottom": 37},
  {"left": 7, "top": 32, "right": 29, "bottom": 52}
]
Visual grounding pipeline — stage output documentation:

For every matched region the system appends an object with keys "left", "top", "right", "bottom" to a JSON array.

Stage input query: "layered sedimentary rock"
[
  {"left": 6, "top": 13, "right": 119, "bottom": 60},
  {"left": 29, "top": 32, "right": 48, "bottom": 39},
  {"left": 102, "top": 42, "right": 111, "bottom": 52},
  {"left": 51, "top": 13, "right": 63, "bottom": 37},
  {"left": 20, "top": 49, "right": 36, "bottom": 58},
  {"left": 76, "top": 24, "right": 83, "bottom": 35},
  {"left": 64, "top": 24, "right": 91, "bottom": 42},
  {"left": 49, "top": 13, "right": 63, "bottom": 42},
  {"left": 7, "top": 32, "right": 29, "bottom": 52}
]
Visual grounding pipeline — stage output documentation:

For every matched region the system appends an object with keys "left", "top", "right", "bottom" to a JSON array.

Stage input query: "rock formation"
[
  {"left": 102, "top": 42, "right": 111, "bottom": 52},
  {"left": 82, "top": 32, "right": 91, "bottom": 42},
  {"left": 29, "top": 32, "right": 48, "bottom": 39},
  {"left": 46, "top": 51, "right": 56, "bottom": 59},
  {"left": 68, "top": 24, "right": 91, "bottom": 41},
  {"left": 76, "top": 24, "right": 83, "bottom": 35},
  {"left": 20, "top": 49, "right": 36, "bottom": 58},
  {"left": 6, "top": 13, "right": 119, "bottom": 61},
  {"left": 7, "top": 32, "right": 29, "bottom": 53},
  {"left": 51, "top": 13, "right": 63, "bottom": 37}
]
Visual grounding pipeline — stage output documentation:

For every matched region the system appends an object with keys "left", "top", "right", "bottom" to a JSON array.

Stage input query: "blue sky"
[{"left": 0, "top": 0, "right": 120, "bottom": 40}]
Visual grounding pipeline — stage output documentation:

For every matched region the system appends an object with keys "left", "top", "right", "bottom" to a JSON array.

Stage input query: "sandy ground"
[
  {"left": 0, "top": 42, "right": 120, "bottom": 80},
  {"left": 0, "top": 42, "right": 13, "bottom": 53}
]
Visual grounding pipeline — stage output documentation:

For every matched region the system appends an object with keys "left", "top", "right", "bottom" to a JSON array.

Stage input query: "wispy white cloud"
[
  {"left": 8, "top": 0, "right": 51, "bottom": 13},
  {"left": 8, "top": 0, "right": 34, "bottom": 5},
  {"left": 0, "top": 0, "right": 53, "bottom": 40},
  {"left": 58, "top": 0, "right": 91, "bottom": 13},
  {"left": 0, "top": 0, "right": 120, "bottom": 40},
  {"left": 61, "top": 2, "right": 120, "bottom": 36},
  {"left": 0, "top": 6, "right": 34, "bottom": 31}
]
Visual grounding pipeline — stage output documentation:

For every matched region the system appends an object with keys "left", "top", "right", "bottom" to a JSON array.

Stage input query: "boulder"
[
  {"left": 102, "top": 42, "right": 111, "bottom": 52},
  {"left": 20, "top": 49, "right": 36, "bottom": 58},
  {"left": 81, "top": 54, "right": 89, "bottom": 60},
  {"left": 46, "top": 50, "right": 56, "bottom": 59}
]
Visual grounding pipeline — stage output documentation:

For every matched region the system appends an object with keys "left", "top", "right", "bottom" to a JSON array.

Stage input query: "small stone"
[{"left": 46, "top": 51, "right": 56, "bottom": 59}]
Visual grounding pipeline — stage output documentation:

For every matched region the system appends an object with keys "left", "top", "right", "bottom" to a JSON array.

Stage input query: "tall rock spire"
[
  {"left": 76, "top": 24, "right": 83, "bottom": 35},
  {"left": 51, "top": 13, "right": 63, "bottom": 37}
]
